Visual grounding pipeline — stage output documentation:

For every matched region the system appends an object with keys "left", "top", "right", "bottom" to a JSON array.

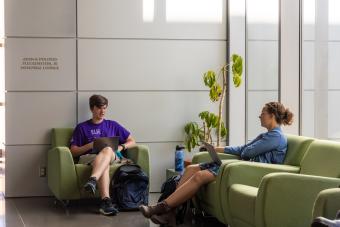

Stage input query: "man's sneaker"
[
  {"left": 84, "top": 177, "right": 97, "bottom": 195},
  {"left": 99, "top": 197, "right": 119, "bottom": 216}
]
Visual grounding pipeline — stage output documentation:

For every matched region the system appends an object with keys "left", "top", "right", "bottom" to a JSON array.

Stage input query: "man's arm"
[
  {"left": 70, "top": 142, "right": 93, "bottom": 157},
  {"left": 118, "top": 135, "right": 136, "bottom": 151}
]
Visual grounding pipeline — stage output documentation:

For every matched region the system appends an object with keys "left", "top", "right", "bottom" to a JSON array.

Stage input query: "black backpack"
[
  {"left": 158, "top": 175, "right": 181, "bottom": 202},
  {"left": 110, "top": 164, "right": 149, "bottom": 211},
  {"left": 158, "top": 175, "right": 188, "bottom": 225}
]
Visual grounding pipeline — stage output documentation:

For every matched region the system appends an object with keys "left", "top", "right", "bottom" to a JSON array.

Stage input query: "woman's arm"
[
  {"left": 218, "top": 134, "right": 264, "bottom": 156},
  {"left": 240, "top": 132, "right": 281, "bottom": 159}
]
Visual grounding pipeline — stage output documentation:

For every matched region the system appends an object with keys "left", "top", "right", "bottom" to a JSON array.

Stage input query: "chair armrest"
[
  {"left": 313, "top": 188, "right": 340, "bottom": 220},
  {"left": 220, "top": 162, "right": 300, "bottom": 225},
  {"left": 47, "top": 146, "right": 80, "bottom": 200},
  {"left": 192, "top": 152, "right": 239, "bottom": 164},
  {"left": 255, "top": 173, "right": 340, "bottom": 227},
  {"left": 223, "top": 162, "right": 300, "bottom": 188},
  {"left": 125, "top": 145, "right": 150, "bottom": 177}
]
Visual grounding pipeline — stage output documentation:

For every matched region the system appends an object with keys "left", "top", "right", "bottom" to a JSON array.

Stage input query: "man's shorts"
[{"left": 78, "top": 154, "right": 120, "bottom": 165}]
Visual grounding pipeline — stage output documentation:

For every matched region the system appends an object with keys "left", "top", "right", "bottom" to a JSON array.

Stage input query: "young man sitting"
[{"left": 70, "top": 94, "right": 136, "bottom": 215}]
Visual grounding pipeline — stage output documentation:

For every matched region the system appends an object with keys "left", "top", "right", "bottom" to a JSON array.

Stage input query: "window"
[
  {"left": 246, "top": 0, "right": 280, "bottom": 140},
  {"left": 302, "top": 0, "right": 340, "bottom": 141}
]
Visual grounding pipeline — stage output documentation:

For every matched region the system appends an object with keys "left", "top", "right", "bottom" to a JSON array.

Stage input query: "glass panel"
[
  {"left": 246, "top": 0, "right": 279, "bottom": 141},
  {"left": 302, "top": 0, "right": 340, "bottom": 140}
]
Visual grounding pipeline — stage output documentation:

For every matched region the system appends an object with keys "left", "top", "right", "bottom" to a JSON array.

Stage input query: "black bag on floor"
[
  {"left": 110, "top": 164, "right": 149, "bottom": 211},
  {"left": 158, "top": 175, "right": 188, "bottom": 225},
  {"left": 158, "top": 175, "right": 181, "bottom": 202}
]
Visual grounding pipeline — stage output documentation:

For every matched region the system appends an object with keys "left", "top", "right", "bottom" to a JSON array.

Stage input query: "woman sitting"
[{"left": 139, "top": 101, "right": 294, "bottom": 225}]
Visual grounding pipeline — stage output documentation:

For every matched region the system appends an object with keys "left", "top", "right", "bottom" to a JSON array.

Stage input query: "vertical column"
[
  {"left": 314, "top": 0, "right": 328, "bottom": 139},
  {"left": 229, "top": 0, "right": 246, "bottom": 144},
  {"left": 280, "top": 0, "right": 300, "bottom": 134}
]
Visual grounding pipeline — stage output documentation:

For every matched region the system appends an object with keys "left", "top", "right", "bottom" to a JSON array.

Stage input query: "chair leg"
[{"left": 54, "top": 198, "right": 71, "bottom": 215}]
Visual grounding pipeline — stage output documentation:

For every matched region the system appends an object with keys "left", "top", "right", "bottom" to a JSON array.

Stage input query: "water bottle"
[{"left": 175, "top": 145, "right": 185, "bottom": 174}]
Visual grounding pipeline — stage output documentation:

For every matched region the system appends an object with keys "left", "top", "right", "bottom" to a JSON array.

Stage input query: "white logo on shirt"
[{"left": 91, "top": 129, "right": 101, "bottom": 135}]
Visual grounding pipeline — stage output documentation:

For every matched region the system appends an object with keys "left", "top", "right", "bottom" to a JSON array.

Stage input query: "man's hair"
[{"left": 89, "top": 94, "right": 108, "bottom": 110}]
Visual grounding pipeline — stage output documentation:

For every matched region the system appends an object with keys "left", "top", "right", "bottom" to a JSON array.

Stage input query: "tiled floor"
[
  {"left": 0, "top": 194, "right": 159, "bottom": 227},
  {"left": 0, "top": 155, "right": 225, "bottom": 227},
  {"left": 0, "top": 193, "right": 226, "bottom": 227}
]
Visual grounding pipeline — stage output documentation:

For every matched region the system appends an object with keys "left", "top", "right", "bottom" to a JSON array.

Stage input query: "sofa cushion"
[
  {"left": 300, "top": 140, "right": 340, "bottom": 177},
  {"left": 229, "top": 184, "right": 258, "bottom": 226},
  {"left": 283, "top": 134, "right": 314, "bottom": 166}
]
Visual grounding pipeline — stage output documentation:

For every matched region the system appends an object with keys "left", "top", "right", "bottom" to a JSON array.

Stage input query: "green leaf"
[
  {"left": 209, "top": 84, "right": 222, "bottom": 102},
  {"left": 211, "top": 114, "right": 219, "bottom": 127},
  {"left": 184, "top": 122, "right": 203, "bottom": 152},
  {"left": 199, "top": 111, "right": 209, "bottom": 121},
  {"left": 203, "top": 71, "right": 216, "bottom": 88},
  {"left": 220, "top": 122, "right": 227, "bottom": 138},
  {"left": 231, "top": 54, "right": 243, "bottom": 88},
  {"left": 233, "top": 75, "right": 241, "bottom": 87}
]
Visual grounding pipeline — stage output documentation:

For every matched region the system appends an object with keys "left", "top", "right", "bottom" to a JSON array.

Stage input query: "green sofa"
[
  {"left": 47, "top": 128, "right": 150, "bottom": 202},
  {"left": 221, "top": 139, "right": 340, "bottom": 227},
  {"left": 192, "top": 134, "right": 315, "bottom": 225},
  {"left": 192, "top": 152, "right": 241, "bottom": 222}
]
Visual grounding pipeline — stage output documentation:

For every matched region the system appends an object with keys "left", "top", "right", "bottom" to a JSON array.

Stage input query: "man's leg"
[
  {"left": 91, "top": 147, "right": 114, "bottom": 180},
  {"left": 97, "top": 164, "right": 110, "bottom": 199},
  {"left": 84, "top": 147, "right": 114, "bottom": 195},
  {"left": 97, "top": 163, "right": 118, "bottom": 215},
  {"left": 84, "top": 147, "right": 118, "bottom": 215}
]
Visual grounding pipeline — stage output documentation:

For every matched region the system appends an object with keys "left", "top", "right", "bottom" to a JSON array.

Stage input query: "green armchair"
[
  {"left": 47, "top": 128, "right": 150, "bottom": 202},
  {"left": 191, "top": 134, "right": 314, "bottom": 225},
  {"left": 223, "top": 139, "right": 340, "bottom": 227},
  {"left": 313, "top": 188, "right": 340, "bottom": 220}
]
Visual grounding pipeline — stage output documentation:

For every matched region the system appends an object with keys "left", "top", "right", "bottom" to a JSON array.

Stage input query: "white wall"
[{"left": 4, "top": 0, "right": 228, "bottom": 196}]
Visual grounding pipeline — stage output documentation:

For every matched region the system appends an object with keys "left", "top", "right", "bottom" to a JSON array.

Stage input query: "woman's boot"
[
  {"left": 150, "top": 209, "right": 176, "bottom": 226},
  {"left": 139, "top": 201, "right": 171, "bottom": 218}
]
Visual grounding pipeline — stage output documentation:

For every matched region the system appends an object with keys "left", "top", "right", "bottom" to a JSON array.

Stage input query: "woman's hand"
[{"left": 215, "top": 147, "right": 225, "bottom": 153}]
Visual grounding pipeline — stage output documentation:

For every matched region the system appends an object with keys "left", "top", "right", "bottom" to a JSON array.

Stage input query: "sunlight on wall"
[
  {"left": 143, "top": 0, "right": 155, "bottom": 22},
  {"left": 329, "top": 0, "right": 340, "bottom": 25},
  {"left": 247, "top": 0, "right": 279, "bottom": 24},
  {"left": 166, "top": 0, "right": 223, "bottom": 23},
  {"left": 304, "top": 0, "right": 315, "bottom": 24},
  {"left": 230, "top": 0, "right": 245, "bottom": 17},
  {"left": 304, "top": 0, "right": 340, "bottom": 25}
]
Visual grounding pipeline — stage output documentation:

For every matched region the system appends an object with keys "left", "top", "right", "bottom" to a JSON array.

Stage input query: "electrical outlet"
[{"left": 39, "top": 166, "right": 46, "bottom": 177}]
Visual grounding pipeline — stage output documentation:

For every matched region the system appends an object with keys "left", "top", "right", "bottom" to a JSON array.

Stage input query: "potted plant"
[{"left": 184, "top": 54, "right": 243, "bottom": 151}]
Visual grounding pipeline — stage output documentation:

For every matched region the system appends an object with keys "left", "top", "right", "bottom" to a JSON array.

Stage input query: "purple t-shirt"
[{"left": 70, "top": 119, "right": 130, "bottom": 156}]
